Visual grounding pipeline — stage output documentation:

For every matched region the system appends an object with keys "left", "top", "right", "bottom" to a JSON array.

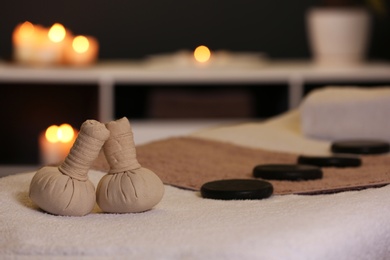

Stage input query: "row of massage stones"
[{"left": 200, "top": 140, "right": 390, "bottom": 200}]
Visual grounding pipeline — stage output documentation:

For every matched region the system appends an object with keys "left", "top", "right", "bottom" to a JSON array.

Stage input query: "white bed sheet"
[{"left": 2, "top": 110, "right": 390, "bottom": 260}]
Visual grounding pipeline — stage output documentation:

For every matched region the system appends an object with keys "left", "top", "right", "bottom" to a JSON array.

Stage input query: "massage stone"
[
  {"left": 29, "top": 120, "right": 110, "bottom": 216},
  {"left": 297, "top": 155, "right": 361, "bottom": 167},
  {"left": 253, "top": 164, "right": 323, "bottom": 181},
  {"left": 201, "top": 179, "right": 273, "bottom": 200},
  {"left": 331, "top": 140, "right": 390, "bottom": 155},
  {"left": 96, "top": 117, "right": 164, "bottom": 213}
]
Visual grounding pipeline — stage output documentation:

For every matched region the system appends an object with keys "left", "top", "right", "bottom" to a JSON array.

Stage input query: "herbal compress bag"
[
  {"left": 96, "top": 117, "right": 164, "bottom": 213},
  {"left": 29, "top": 120, "right": 110, "bottom": 216}
]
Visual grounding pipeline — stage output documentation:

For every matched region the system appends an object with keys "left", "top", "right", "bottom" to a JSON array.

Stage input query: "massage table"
[{"left": 2, "top": 90, "right": 390, "bottom": 259}]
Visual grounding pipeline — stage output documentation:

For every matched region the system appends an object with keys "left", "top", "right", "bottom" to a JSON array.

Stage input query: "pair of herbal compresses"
[{"left": 29, "top": 118, "right": 164, "bottom": 216}]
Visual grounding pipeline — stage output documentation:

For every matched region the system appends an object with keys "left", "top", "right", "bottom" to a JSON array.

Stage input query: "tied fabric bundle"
[
  {"left": 300, "top": 86, "right": 390, "bottom": 142},
  {"left": 29, "top": 120, "right": 110, "bottom": 216},
  {"left": 29, "top": 117, "right": 164, "bottom": 216},
  {"left": 96, "top": 117, "right": 165, "bottom": 213}
]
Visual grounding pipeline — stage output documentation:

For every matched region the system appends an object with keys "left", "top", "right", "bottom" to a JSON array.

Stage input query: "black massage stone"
[
  {"left": 331, "top": 140, "right": 390, "bottom": 155},
  {"left": 253, "top": 164, "right": 323, "bottom": 181},
  {"left": 297, "top": 155, "right": 362, "bottom": 168},
  {"left": 200, "top": 179, "right": 273, "bottom": 200}
]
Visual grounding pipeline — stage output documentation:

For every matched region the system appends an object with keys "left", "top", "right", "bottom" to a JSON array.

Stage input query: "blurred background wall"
[
  {"left": 0, "top": 0, "right": 389, "bottom": 165},
  {"left": 1, "top": 0, "right": 389, "bottom": 61}
]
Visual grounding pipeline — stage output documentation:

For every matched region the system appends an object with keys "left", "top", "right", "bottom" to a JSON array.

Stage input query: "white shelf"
[
  {"left": 1, "top": 59, "right": 389, "bottom": 172},
  {"left": 1, "top": 59, "right": 390, "bottom": 122}
]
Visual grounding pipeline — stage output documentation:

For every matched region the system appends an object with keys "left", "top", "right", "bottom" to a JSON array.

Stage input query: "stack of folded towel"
[{"left": 300, "top": 86, "right": 390, "bottom": 142}]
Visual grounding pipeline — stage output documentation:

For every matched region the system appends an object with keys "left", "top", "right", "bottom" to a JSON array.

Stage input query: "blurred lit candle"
[
  {"left": 12, "top": 21, "right": 37, "bottom": 64},
  {"left": 194, "top": 45, "right": 211, "bottom": 65},
  {"left": 65, "top": 35, "right": 99, "bottom": 66},
  {"left": 39, "top": 124, "right": 77, "bottom": 165},
  {"left": 12, "top": 22, "right": 68, "bottom": 65},
  {"left": 38, "top": 23, "right": 68, "bottom": 65}
]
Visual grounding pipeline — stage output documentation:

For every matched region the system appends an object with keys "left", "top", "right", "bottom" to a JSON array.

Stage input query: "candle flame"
[
  {"left": 45, "top": 125, "right": 60, "bottom": 143},
  {"left": 72, "top": 36, "right": 89, "bottom": 54},
  {"left": 58, "top": 124, "right": 75, "bottom": 143},
  {"left": 45, "top": 124, "right": 75, "bottom": 143},
  {"left": 194, "top": 45, "right": 211, "bottom": 63},
  {"left": 48, "top": 23, "right": 66, "bottom": 43}
]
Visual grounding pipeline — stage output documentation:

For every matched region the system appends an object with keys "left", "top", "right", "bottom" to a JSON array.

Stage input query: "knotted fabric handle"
[
  {"left": 59, "top": 120, "right": 110, "bottom": 181},
  {"left": 104, "top": 117, "right": 141, "bottom": 173}
]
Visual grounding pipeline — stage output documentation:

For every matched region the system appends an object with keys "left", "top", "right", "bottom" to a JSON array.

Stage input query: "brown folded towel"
[{"left": 131, "top": 137, "right": 390, "bottom": 195}]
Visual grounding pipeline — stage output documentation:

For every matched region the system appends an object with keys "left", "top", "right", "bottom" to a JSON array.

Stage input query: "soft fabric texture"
[
  {"left": 300, "top": 86, "right": 390, "bottom": 141},
  {"left": 191, "top": 109, "right": 331, "bottom": 155},
  {"left": 3, "top": 111, "right": 390, "bottom": 259},
  {"left": 96, "top": 117, "right": 164, "bottom": 213},
  {"left": 136, "top": 136, "right": 390, "bottom": 194},
  {"left": 2, "top": 170, "right": 390, "bottom": 259},
  {"left": 29, "top": 120, "right": 110, "bottom": 216}
]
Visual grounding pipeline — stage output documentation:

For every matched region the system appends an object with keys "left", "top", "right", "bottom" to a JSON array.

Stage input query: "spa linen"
[
  {"left": 2, "top": 111, "right": 390, "bottom": 259},
  {"left": 2, "top": 171, "right": 390, "bottom": 259},
  {"left": 299, "top": 86, "right": 390, "bottom": 142}
]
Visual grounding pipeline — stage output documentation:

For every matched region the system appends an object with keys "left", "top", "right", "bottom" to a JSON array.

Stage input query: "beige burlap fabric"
[
  {"left": 134, "top": 137, "right": 390, "bottom": 195},
  {"left": 96, "top": 117, "right": 164, "bottom": 213},
  {"left": 29, "top": 120, "right": 110, "bottom": 216}
]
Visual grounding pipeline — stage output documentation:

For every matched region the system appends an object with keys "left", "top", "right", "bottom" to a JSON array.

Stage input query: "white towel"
[
  {"left": 2, "top": 111, "right": 390, "bottom": 259},
  {"left": 2, "top": 170, "right": 390, "bottom": 259},
  {"left": 300, "top": 86, "right": 390, "bottom": 142},
  {"left": 192, "top": 110, "right": 331, "bottom": 155}
]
